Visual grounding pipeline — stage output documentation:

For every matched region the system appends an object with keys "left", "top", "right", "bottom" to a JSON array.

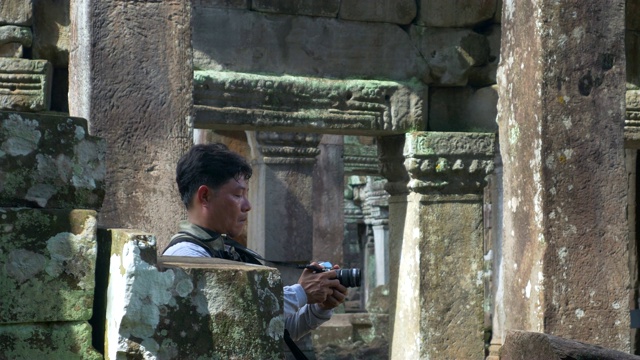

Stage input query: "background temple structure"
[{"left": 0, "top": 0, "right": 639, "bottom": 359}]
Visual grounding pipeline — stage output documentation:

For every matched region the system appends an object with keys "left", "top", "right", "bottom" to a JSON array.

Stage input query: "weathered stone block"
[
  {"left": 32, "top": 0, "right": 70, "bottom": 67},
  {"left": 501, "top": 331, "right": 640, "bottom": 360},
  {"left": 344, "top": 135, "right": 379, "bottom": 175},
  {"left": 193, "top": 0, "right": 249, "bottom": 9},
  {"left": 469, "top": 24, "right": 500, "bottom": 86},
  {"left": 429, "top": 85, "right": 498, "bottom": 132},
  {"left": 339, "top": 0, "right": 416, "bottom": 25},
  {"left": 192, "top": 8, "right": 428, "bottom": 81},
  {"left": 418, "top": 0, "right": 498, "bottom": 27},
  {"left": 105, "top": 229, "right": 285, "bottom": 360},
  {"left": 0, "top": 209, "right": 97, "bottom": 323},
  {"left": 0, "top": 322, "right": 101, "bottom": 359},
  {"left": 313, "top": 313, "right": 389, "bottom": 360},
  {"left": 252, "top": 0, "right": 339, "bottom": 17},
  {"left": 0, "top": 58, "right": 52, "bottom": 111},
  {"left": 410, "top": 27, "right": 490, "bottom": 86},
  {"left": 0, "top": 25, "right": 32, "bottom": 48},
  {"left": 0, "top": 0, "right": 32, "bottom": 26},
  {"left": 0, "top": 111, "right": 106, "bottom": 209},
  {"left": 0, "top": 43, "right": 23, "bottom": 58},
  {"left": 194, "top": 71, "right": 427, "bottom": 135}
]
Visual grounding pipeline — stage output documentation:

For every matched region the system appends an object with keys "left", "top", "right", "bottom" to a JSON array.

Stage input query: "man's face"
[{"left": 207, "top": 177, "right": 251, "bottom": 238}]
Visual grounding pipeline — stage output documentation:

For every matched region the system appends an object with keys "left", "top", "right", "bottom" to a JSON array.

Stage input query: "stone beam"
[{"left": 194, "top": 71, "right": 427, "bottom": 135}]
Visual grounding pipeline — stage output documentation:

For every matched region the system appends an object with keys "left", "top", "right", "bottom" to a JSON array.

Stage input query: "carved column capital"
[
  {"left": 363, "top": 177, "right": 389, "bottom": 226},
  {"left": 403, "top": 132, "right": 496, "bottom": 195},
  {"left": 625, "top": 90, "right": 640, "bottom": 149},
  {"left": 377, "top": 135, "right": 410, "bottom": 196},
  {"left": 254, "top": 131, "right": 321, "bottom": 164}
]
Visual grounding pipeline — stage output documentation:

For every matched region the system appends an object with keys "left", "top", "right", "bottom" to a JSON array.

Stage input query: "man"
[{"left": 163, "top": 143, "right": 347, "bottom": 341}]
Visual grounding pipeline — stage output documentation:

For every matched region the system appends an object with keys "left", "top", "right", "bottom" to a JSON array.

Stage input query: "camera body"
[{"left": 317, "top": 261, "right": 362, "bottom": 288}]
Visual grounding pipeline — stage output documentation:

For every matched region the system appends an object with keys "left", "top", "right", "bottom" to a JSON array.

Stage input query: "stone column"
[
  {"left": 362, "top": 177, "right": 390, "bottom": 287},
  {"left": 498, "top": 0, "right": 629, "bottom": 350},
  {"left": 377, "top": 134, "right": 410, "bottom": 356},
  {"left": 69, "top": 0, "right": 193, "bottom": 250},
  {"left": 246, "top": 131, "right": 321, "bottom": 286},
  {"left": 391, "top": 131, "right": 495, "bottom": 360},
  {"left": 313, "top": 135, "right": 344, "bottom": 264}
]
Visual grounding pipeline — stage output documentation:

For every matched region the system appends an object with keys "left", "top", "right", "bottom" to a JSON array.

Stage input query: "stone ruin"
[{"left": 1, "top": 0, "right": 640, "bottom": 359}]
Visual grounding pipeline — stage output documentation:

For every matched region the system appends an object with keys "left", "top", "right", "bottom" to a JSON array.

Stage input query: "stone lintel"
[
  {"left": 403, "top": 132, "right": 495, "bottom": 194},
  {"left": 344, "top": 138, "right": 379, "bottom": 175},
  {"left": 194, "top": 71, "right": 427, "bottom": 136},
  {"left": 106, "top": 229, "right": 285, "bottom": 360},
  {"left": 0, "top": 208, "right": 97, "bottom": 324},
  {"left": 0, "top": 111, "right": 106, "bottom": 209},
  {"left": 0, "top": 58, "right": 52, "bottom": 111},
  {"left": 254, "top": 131, "right": 321, "bottom": 164}
]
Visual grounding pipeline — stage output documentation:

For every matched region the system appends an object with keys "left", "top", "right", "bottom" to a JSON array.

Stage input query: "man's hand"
[
  {"left": 297, "top": 262, "right": 340, "bottom": 304},
  {"left": 317, "top": 264, "right": 347, "bottom": 310}
]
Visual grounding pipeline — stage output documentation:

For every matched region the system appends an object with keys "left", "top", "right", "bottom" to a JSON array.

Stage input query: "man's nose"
[{"left": 242, "top": 197, "right": 251, "bottom": 212}]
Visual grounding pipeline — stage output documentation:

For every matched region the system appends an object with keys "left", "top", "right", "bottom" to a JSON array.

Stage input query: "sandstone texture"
[
  {"left": 192, "top": 8, "right": 428, "bottom": 81},
  {"left": 0, "top": 0, "right": 32, "bottom": 26},
  {"left": 410, "top": 26, "right": 490, "bottom": 86},
  {"left": 339, "top": 0, "right": 416, "bottom": 25},
  {"left": 252, "top": 0, "right": 340, "bottom": 17},
  {"left": 105, "top": 229, "right": 285, "bottom": 360},
  {"left": 32, "top": 0, "right": 70, "bottom": 67},
  {"left": 0, "top": 58, "right": 52, "bottom": 111},
  {"left": 0, "top": 25, "right": 32, "bottom": 48},
  {"left": 429, "top": 85, "right": 498, "bottom": 132},
  {"left": 0, "top": 209, "right": 98, "bottom": 323},
  {"left": 0, "top": 43, "right": 23, "bottom": 57},
  {"left": 501, "top": 331, "right": 640, "bottom": 360},
  {"left": 0, "top": 322, "right": 101, "bottom": 359},
  {"left": 0, "top": 111, "right": 105, "bottom": 209},
  {"left": 628, "top": 30, "right": 640, "bottom": 89},
  {"left": 194, "top": 71, "right": 427, "bottom": 135},
  {"left": 193, "top": 0, "right": 250, "bottom": 10},
  {"left": 391, "top": 132, "right": 495, "bottom": 359},
  {"left": 418, "top": 0, "right": 498, "bottom": 27},
  {"left": 69, "top": 0, "right": 192, "bottom": 249},
  {"left": 498, "top": 0, "right": 629, "bottom": 350},
  {"left": 313, "top": 313, "right": 389, "bottom": 360}
]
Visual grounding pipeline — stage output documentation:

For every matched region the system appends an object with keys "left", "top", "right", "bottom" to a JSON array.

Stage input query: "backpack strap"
[{"left": 163, "top": 231, "right": 220, "bottom": 258}]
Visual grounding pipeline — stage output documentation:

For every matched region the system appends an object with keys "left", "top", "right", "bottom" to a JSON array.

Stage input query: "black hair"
[{"left": 176, "top": 143, "right": 252, "bottom": 209}]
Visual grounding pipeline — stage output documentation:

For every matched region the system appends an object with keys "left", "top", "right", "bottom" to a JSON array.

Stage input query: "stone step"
[{"left": 0, "top": 111, "right": 105, "bottom": 209}]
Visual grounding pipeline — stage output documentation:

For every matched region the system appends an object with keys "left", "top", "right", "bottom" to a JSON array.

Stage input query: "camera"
[{"left": 317, "top": 261, "right": 362, "bottom": 288}]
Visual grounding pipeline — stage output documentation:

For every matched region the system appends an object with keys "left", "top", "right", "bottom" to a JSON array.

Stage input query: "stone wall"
[{"left": 0, "top": 111, "right": 105, "bottom": 358}]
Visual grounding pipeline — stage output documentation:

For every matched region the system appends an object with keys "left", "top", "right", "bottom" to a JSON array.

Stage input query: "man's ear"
[{"left": 195, "top": 185, "right": 210, "bottom": 207}]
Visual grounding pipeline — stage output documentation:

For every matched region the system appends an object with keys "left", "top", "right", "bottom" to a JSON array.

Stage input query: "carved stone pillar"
[
  {"left": 390, "top": 131, "right": 495, "bottom": 360},
  {"left": 377, "top": 134, "right": 410, "bottom": 355},
  {"left": 362, "top": 177, "right": 390, "bottom": 287},
  {"left": 246, "top": 131, "right": 321, "bottom": 286}
]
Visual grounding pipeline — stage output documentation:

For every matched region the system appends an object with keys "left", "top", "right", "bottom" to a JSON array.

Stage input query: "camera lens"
[{"left": 335, "top": 268, "right": 361, "bottom": 288}]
